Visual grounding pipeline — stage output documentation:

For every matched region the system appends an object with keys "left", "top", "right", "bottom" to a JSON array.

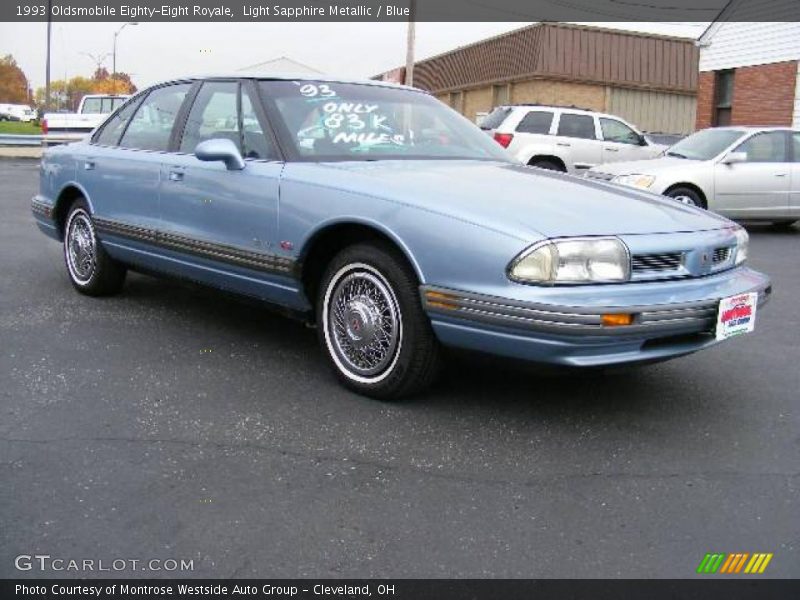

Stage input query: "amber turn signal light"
[{"left": 601, "top": 313, "right": 634, "bottom": 327}]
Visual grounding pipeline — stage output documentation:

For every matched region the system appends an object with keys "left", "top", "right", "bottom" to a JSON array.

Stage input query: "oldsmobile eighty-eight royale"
[{"left": 32, "top": 75, "right": 771, "bottom": 398}]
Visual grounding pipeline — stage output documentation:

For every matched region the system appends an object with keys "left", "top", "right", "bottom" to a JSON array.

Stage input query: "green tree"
[{"left": 0, "top": 54, "right": 30, "bottom": 104}]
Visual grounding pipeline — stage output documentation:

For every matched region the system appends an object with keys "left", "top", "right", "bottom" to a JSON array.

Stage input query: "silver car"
[{"left": 588, "top": 127, "right": 800, "bottom": 227}]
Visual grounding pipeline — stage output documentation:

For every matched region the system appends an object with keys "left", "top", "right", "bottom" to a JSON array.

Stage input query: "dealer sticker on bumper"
[{"left": 716, "top": 292, "right": 758, "bottom": 341}]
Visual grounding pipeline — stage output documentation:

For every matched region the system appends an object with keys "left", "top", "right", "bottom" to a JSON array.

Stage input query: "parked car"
[
  {"left": 41, "top": 94, "right": 130, "bottom": 146},
  {"left": 31, "top": 75, "right": 771, "bottom": 398},
  {"left": 587, "top": 127, "right": 800, "bottom": 227},
  {"left": 480, "top": 104, "right": 667, "bottom": 174},
  {"left": 0, "top": 103, "right": 35, "bottom": 122}
]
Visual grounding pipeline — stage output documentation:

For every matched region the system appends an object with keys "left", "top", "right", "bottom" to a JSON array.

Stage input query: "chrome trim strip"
[
  {"left": 93, "top": 217, "right": 295, "bottom": 275},
  {"left": 421, "top": 284, "right": 771, "bottom": 338}
]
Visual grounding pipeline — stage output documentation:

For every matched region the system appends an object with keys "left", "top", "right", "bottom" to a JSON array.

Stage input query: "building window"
[
  {"left": 449, "top": 91, "right": 464, "bottom": 114},
  {"left": 492, "top": 84, "right": 510, "bottom": 107},
  {"left": 714, "top": 70, "right": 734, "bottom": 126}
]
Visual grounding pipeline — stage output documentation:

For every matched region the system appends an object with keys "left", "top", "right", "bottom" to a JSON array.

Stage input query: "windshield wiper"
[{"left": 666, "top": 151, "right": 689, "bottom": 159}]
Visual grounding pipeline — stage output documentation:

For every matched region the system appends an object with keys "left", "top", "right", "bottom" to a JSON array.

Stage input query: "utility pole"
[
  {"left": 404, "top": 0, "right": 416, "bottom": 87},
  {"left": 45, "top": 0, "right": 52, "bottom": 110},
  {"left": 112, "top": 22, "right": 138, "bottom": 93}
]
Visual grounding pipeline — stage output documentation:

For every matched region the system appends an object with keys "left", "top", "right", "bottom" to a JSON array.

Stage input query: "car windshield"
[
  {"left": 665, "top": 128, "right": 745, "bottom": 160},
  {"left": 260, "top": 80, "right": 512, "bottom": 162}
]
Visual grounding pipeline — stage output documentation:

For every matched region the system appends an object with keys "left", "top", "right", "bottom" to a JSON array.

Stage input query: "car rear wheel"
[
  {"left": 318, "top": 242, "right": 441, "bottom": 399},
  {"left": 63, "top": 198, "right": 126, "bottom": 296},
  {"left": 666, "top": 186, "right": 706, "bottom": 209},
  {"left": 530, "top": 158, "right": 565, "bottom": 172}
]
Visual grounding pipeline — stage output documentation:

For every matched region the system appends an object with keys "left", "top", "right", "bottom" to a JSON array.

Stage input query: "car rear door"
[
  {"left": 713, "top": 131, "right": 791, "bottom": 218},
  {"left": 553, "top": 112, "right": 602, "bottom": 173},
  {"left": 79, "top": 83, "right": 192, "bottom": 233},
  {"left": 158, "top": 79, "right": 291, "bottom": 301}
]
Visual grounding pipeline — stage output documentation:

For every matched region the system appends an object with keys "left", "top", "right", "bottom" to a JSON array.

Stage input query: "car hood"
[
  {"left": 591, "top": 155, "right": 705, "bottom": 176},
  {"left": 320, "top": 160, "right": 729, "bottom": 240}
]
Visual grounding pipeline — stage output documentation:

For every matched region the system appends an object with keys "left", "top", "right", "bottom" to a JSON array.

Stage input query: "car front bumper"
[{"left": 421, "top": 267, "right": 771, "bottom": 367}]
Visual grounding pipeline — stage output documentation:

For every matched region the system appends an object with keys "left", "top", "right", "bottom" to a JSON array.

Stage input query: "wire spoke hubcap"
[
  {"left": 327, "top": 267, "right": 401, "bottom": 379},
  {"left": 66, "top": 211, "right": 96, "bottom": 284}
]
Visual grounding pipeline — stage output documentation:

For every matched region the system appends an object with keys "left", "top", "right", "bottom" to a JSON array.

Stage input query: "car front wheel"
[
  {"left": 318, "top": 242, "right": 441, "bottom": 399},
  {"left": 666, "top": 186, "right": 706, "bottom": 209},
  {"left": 63, "top": 198, "right": 126, "bottom": 295}
]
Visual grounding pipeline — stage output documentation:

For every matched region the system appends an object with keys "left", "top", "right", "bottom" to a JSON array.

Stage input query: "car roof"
[
  {"left": 164, "top": 72, "right": 420, "bottom": 92},
  {"left": 705, "top": 126, "right": 797, "bottom": 132}
]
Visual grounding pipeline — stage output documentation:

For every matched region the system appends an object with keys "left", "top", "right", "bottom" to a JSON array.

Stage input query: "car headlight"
[
  {"left": 734, "top": 227, "right": 749, "bottom": 265},
  {"left": 509, "top": 237, "right": 630, "bottom": 284},
  {"left": 612, "top": 174, "right": 656, "bottom": 189}
]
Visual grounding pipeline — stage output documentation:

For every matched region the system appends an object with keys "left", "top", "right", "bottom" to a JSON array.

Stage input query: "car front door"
[
  {"left": 599, "top": 117, "right": 650, "bottom": 163},
  {"left": 158, "top": 79, "right": 290, "bottom": 301},
  {"left": 554, "top": 112, "right": 602, "bottom": 173},
  {"left": 713, "top": 131, "right": 791, "bottom": 218},
  {"left": 80, "top": 83, "right": 192, "bottom": 232}
]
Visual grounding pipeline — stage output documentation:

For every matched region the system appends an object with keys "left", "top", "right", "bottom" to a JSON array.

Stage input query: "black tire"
[
  {"left": 666, "top": 186, "right": 706, "bottom": 209},
  {"left": 530, "top": 158, "right": 565, "bottom": 172},
  {"left": 63, "top": 198, "right": 126, "bottom": 296},
  {"left": 770, "top": 220, "right": 796, "bottom": 230},
  {"left": 317, "top": 242, "right": 441, "bottom": 400}
]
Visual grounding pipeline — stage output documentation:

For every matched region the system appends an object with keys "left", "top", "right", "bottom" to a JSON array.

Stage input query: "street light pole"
[
  {"left": 45, "top": 0, "right": 52, "bottom": 111},
  {"left": 112, "top": 22, "right": 138, "bottom": 93},
  {"left": 404, "top": 0, "right": 416, "bottom": 87}
]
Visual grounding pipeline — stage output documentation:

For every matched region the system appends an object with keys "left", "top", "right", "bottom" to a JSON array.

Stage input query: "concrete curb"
[{"left": 0, "top": 147, "right": 42, "bottom": 159}]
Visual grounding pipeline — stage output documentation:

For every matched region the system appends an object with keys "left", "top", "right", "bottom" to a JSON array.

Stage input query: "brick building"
[
  {"left": 376, "top": 23, "right": 699, "bottom": 135},
  {"left": 696, "top": 1, "right": 800, "bottom": 129}
]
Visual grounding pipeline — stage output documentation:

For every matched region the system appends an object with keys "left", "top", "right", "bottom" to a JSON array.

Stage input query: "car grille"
[
  {"left": 713, "top": 247, "right": 732, "bottom": 264},
  {"left": 631, "top": 252, "right": 684, "bottom": 273}
]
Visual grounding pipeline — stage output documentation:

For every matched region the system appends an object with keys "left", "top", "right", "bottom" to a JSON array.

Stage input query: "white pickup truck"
[{"left": 42, "top": 94, "right": 130, "bottom": 146}]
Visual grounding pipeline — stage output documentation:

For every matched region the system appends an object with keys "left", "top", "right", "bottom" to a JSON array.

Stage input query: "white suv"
[{"left": 480, "top": 105, "right": 666, "bottom": 174}]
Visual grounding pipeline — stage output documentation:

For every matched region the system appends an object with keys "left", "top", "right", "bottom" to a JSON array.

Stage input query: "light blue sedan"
[{"left": 32, "top": 75, "right": 771, "bottom": 398}]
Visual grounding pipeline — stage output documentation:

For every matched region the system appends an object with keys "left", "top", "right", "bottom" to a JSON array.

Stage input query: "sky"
[{"left": 0, "top": 21, "right": 709, "bottom": 93}]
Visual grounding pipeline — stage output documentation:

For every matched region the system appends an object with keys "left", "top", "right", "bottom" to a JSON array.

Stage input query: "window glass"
[
  {"left": 600, "top": 118, "right": 640, "bottom": 145},
  {"left": 120, "top": 83, "right": 190, "bottom": 151},
  {"left": 180, "top": 81, "right": 240, "bottom": 153},
  {"left": 81, "top": 98, "right": 102, "bottom": 114},
  {"left": 94, "top": 98, "right": 139, "bottom": 146},
  {"left": 479, "top": 106, "right": 512, "bottom": 130},
  {"left": 241, "top": 88, "right": 274, "bottom": 160},
  {"left": 516, "top": 111, "right": 553, "bottom": 134},
  {"left": 792, "top": 132, "right": 800, "bottom": 163},
  {"left": 665, "top": 129, "right": 745, "bottom": 160},
  {"left": 111, "top": 98, "right": 127, "bottom": 111},
  {"left": 260, "top": 80, "right": 510, "bottom": 162},
  {"left": 557, "top": 114, "right": 596, "bottom": 140},
  {"left": 735, "top": 132, "right": 788, "bottom": 163}
]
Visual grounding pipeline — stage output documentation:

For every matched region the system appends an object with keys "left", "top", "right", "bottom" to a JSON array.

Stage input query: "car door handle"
[
  {"left": 83, "top": 160, "right": 95, "bottom": 170},
  {"left": 556, "top": 142, "right": 571, "bottom": 147},
  {"left": 774, "top": 173, "right": 787, "bottom": 177},
  {"left": 604, "top": 147, "right": 619, "bottom": 152},
  {"left": 168, "top": 170, "right": 184, "bottom": 182}
]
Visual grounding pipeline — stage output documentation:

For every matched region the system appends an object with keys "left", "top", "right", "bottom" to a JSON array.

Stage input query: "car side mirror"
[
  {"left": 637, "top": 133, "right": 648, "bottom": 146},
  {"left": 194, "top": 138, "right": 245, "bottom": 171},
  {"left": 722, "top": 151, "right": 747, "bottom": 165}
]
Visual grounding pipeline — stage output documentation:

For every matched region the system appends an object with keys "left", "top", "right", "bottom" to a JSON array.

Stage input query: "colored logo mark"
[{"left": 697, "top": 553, "right": 773, "bottom": 574}]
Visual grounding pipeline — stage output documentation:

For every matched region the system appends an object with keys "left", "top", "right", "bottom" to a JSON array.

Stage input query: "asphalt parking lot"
[{"left": 1, "top": 157, "right": 798, "bottom": 579}]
